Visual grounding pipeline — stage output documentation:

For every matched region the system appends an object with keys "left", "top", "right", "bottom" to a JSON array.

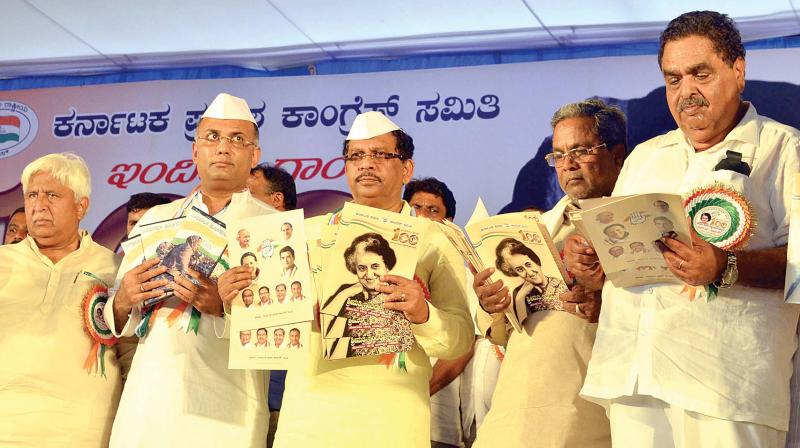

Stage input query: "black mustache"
[{"left": 356, "top": 172, "right": 381, "bottom": 182}]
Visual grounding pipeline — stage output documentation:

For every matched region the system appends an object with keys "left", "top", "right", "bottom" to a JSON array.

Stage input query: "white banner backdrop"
[{"left": 2, "top": 47, "right": 800, "bottom": 248}]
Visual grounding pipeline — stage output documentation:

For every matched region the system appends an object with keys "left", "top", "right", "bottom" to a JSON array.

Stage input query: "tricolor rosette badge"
[
  {"left": 684, "top": 183, "right": 754, "bottom": 250},
  {"left": 82, "top": 284, "right": 118, "bottom": 377}
]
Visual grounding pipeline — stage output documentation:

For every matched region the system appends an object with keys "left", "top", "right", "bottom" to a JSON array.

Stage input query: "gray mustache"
[{"left": 678, "top": 96, "right": 709, "bottom": 112}]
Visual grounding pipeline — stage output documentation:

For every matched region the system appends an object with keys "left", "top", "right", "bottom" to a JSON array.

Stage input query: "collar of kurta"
[
  {"left": 659, "top": 101, "right": 759, "bottom": 152},
  {"left": 25, "top": 229, "right": 90, "bottom": 267}
]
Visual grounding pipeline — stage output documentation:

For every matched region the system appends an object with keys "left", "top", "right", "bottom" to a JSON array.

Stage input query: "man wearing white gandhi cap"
[
  {"left": 106, "top": 93, "right": 274, "bottom": 447},
  {"left": 273, "top": 111, "right": 473, "bottom": 447}
]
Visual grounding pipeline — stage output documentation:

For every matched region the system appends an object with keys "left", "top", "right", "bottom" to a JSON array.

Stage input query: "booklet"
[
  {"left": 571, "top": 193, "right": 692, "bottom": 288},
  {"left": 120, "top": 234, "right": 144, "bottom": 263},
  {"left": 786, "top": 174, "right": 800, "bottom": 303},
  {"left": 319, "top": 202, "right": 426, "bottom": 360},
  {"left": 227, "top": 209, "right": 314, "bottom": 369},
  {"left": 139, "top": 216, "right": 185, "bottom": 305},
  {"left": 463, "top": 211, "right": 568, "bottom": 331}
]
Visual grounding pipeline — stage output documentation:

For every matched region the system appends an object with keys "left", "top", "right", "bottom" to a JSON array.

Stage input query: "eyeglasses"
[
  {"left": 196, "top": 132, "right": 256, "bottom": 149},
  {"left": 343, "top": 151, "right": 406, "bottom": 163},
  {"left": 544, "top": 143, "right": 607, "bottom": 167}
]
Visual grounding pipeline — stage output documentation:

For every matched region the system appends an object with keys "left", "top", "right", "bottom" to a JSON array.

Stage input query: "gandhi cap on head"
[
  {"left": 346, "top": 111, "right": 400, "bottom": 140},
  {"left": 201, "top": 93, "right": 256, "bottom": 124}
]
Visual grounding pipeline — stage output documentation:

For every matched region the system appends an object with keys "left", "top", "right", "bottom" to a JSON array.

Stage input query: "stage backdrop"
[{"left": 2, "top": 47, "right": 800, "bottom": 249}]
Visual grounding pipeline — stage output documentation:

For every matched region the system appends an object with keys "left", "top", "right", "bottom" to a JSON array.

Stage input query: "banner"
[{"left": 2, "top": 47, "right": 800, "bottom": 249}]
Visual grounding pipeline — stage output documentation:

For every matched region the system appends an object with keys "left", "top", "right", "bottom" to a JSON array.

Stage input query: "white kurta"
[
  {"left": 473, "top": 196, "right": 611, "bottom": 447},
  {"left": 581, "top": 104, "right": 800, "bottom": 431},
  {"left": 105, "top": 190, "right": 273, "bottom": 447},
  {"left": 0, "top": 232, "right": 122, "bottom": 447}
]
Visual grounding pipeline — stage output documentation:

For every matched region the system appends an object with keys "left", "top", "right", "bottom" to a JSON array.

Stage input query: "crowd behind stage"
[{"left": 3, "top": 10, "right": 800, "bottom": 448}]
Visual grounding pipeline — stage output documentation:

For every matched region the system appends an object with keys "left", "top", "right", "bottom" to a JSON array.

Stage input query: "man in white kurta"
[
  {"left": 105, "top": 93, "right": 273, "bottom": 447},
  {"left": 472, "top": 99, "right": 624, "bottom": 448},
  {"left": 274, "top": 112, "right": 473, "bottom": 448},
  {"left": 0, "top": 153, "right": 124, "bottom": 447},
  {"left": 567, "top": 11, "right": 800, "bottom": 447}
]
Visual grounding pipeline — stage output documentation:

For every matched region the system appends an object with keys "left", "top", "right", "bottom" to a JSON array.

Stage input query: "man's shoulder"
[
  {"left": 754, "top": 112, "right": 800, "bottom": 142},
  {"left": 632, "top": 128, "right": 683, "bottom": 153}
]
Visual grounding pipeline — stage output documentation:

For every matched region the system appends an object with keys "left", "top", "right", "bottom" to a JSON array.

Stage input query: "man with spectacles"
[
  {"left": 106, "top": 93, "right": 271, "bottom": 447},
  {"left": 472, "top": 98, "right": 625, "bottom": 447},
  {"left": 274, "top": 111, "right": 473, "bottom": 448}
]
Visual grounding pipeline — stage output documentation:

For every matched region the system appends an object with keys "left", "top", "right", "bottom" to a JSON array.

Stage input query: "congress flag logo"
[
  {"left": 0, "top": 115, "right": 21, "bottom": 143},
  {"left": 0, "top": 101, "right": 38, "bottom": 159}
]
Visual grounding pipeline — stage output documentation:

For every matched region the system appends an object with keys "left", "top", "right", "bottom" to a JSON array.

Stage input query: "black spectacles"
[
  {"left": 343, "top": 151, "right": 405, "bottom": 163},
  {"left": 544, "top": 143, "right": 607, "bottom": 167}
]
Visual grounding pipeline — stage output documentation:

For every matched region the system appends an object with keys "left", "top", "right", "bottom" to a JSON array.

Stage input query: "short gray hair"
[
  {"left": 21, "top": 152, "right": 91, "bottom": 208},
  {"left": 550, "top": 99, "right": 627, "bottom": 151}
]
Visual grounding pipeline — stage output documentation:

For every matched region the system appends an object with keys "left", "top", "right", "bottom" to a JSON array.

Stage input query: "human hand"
[{"left": 378, "top": 274, "right": 430, "bottom": 324}]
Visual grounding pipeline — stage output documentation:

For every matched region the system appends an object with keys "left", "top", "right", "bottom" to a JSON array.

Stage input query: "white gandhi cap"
[
  {"left": 201, "top": 93, "right": 256, "bottom": 124},
  {"left": 346, "top": 111, "right": 400, "bottom": 140}
]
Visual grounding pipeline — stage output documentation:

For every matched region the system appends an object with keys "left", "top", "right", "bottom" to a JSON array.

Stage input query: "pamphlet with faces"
[
  {"left": 571, "top": 193, "right": 692, "bottom": 288},
  {"left": 226, "top": 209, "right": 314, "bottom": 369},
  {"left": 319, "top": 202, "right": 425, "bottom": 360}
]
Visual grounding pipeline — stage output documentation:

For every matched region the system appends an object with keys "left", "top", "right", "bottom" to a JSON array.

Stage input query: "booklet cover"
[
  {"left": 571, "top": 193, "right": 692, "bottom": 288},
  {"left": 319, "top": 202, "right": 425, "bottom": 360},
  {"left": 786, "top": 174, "right": 800, "bottom": 303},
  {"left": 139, "top": 216, "right": 185, "bottom": 305},
  {"left": 465, "top": 212, "right": 568, "bottom": 330}
]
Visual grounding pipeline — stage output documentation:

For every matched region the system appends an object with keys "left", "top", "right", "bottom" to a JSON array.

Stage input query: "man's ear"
[
  {"left": 77, "top": 196, "right": 90, "bottom": 220},
  {"left": 272, "top": 192, "right": 285, "bottom": 211},
  {"left": 402, "top": 159, "right": 415, "bottom": 184}
]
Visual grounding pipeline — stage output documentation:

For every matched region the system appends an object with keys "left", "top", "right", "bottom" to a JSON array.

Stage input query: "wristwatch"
[{"left": 713, "top": 251, "right": 738, "bottom": 288}]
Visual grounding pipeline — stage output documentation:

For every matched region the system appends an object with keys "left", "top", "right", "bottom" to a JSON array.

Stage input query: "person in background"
[
  {"left": 248, "top": 164, "right": 296, "bottom": 212},
  {"left": 3, "top": 206, "right": 27, "bottom": 244},
  {"left": 125, "top": 192, "right": 171, "bottom": 236}
]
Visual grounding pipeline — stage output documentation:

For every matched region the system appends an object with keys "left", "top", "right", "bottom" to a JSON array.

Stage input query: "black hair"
[{"left": 402, "top": 177, "right": 457, "bottom": 219}]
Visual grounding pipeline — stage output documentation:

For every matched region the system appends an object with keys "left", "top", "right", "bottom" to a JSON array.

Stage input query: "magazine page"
[
  {"left": 577, "top": 193, "right": 691, "bottom": 287},
  {"left": 466, "top": 212, "right": 568, "bottom": 329},
  {"left": 166, "top": 206, "right": 227, "bottom": 279},
  {"left": 227, "top": 209, "right": 314, "bottom": 370},
  {"left": 320, "top": 202, "right": 426, "bottom": 360}
]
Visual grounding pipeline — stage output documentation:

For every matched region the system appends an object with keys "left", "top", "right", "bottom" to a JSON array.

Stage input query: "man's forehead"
[
  {"left": 552, "top": 118, "right": 600, "bottom": 150},
  {"left": 661, "top": 35, "right": 724, "bottom": 70},
  {"left": 198, "top": 117, "right": 256, "bottom": 135},
  {"left": 411, "top": 191, "right": 445, "bottom": 207}
]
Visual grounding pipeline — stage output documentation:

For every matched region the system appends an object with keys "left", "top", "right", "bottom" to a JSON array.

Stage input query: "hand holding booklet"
[
  {"left": 438, "top": 206, "right": 569, "bottom": 333},
  {"left": 570, "top": 193, "right": 692, "bottom": 288}
]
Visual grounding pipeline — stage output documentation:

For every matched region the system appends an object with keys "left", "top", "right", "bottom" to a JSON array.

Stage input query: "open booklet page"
[
  {"left": 319, "top": 202, "right": 426, "bottom": 360},
  {"left": 227, "top": 209, "right": 314, "bottom": 370},
  {"left": 465, "top": 212, "right": 568, "bottom": 330},
  {"left": 572, "top": 193, "right": 692, "bottom": 288},
  {"left": 786, "top": 174, "right": 800, "bottom": 303}
]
